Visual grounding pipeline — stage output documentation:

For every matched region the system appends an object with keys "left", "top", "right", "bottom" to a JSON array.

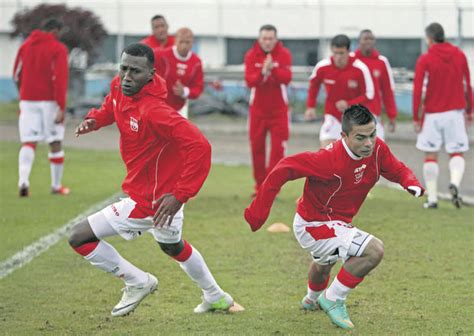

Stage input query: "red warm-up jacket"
[
  {"left": 244, "top": 41, "right": 292, "bottom": 118},
  {"left": 86, "top": 75, "right": 211, "bottom": 215},
  {"left": 13, "top": 30, "right": 69, "bottom": 111},
  {"left": 140, "top": 35, "right": 175, "bottom": 52},
  {"left": 413, "top": 42, "right": 472, "bottom": 121}
]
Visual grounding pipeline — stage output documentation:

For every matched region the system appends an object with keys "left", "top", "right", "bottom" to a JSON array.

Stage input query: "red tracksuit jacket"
[
  {"left": 86, "top": 75, "right": 211, "bottom": 215},
  {"left": 306, "top": 56, "right": 374, "bottom": 121},
  {"left": 413, "top": 42, "right": 472, "bottom": 121},
  {"left": 353, "top": 49, "right": 397, "bottom": 120},
  {"left": 245, "top": 138, "right": 422, "bottom": 231},
  {"left": 155, "top": 46, "right": 204, "bottom": 111},
  {"left": 244, "top": 41, "right": 292, "bottom": 118},
  {"left": 13, "top": 30, "right": 69, "bottom": 111},
  {"left": 140, "top": 35, "right": 175, "bottom": 52}
]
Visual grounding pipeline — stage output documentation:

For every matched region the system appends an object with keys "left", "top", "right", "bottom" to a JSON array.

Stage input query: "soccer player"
[
  {"left": 155, "top": 28, "right": 203, "bottom": 118},
  {"left": 353, "top": 29, "right": 397, "bottom": 139},
  {"left": 244, "top": 24, "right": 292, "bottom": 194},
  {"left": 413, "top": 22, "right": 472, "bottom": 209},
  {"left": 12, "top": 18, "right": 70, "bottom": 197},
  {"left": 140, "top": 15, "right": 175, "bottom": 52},
  {"left": 305, "top": 34, "right": 374, "bottom": 148},
  {"left": 244, "top": 105, "right": 424, "bottom": 330},
  {"left": 69, "top": 44, "right": 234, "bottom": 317}
]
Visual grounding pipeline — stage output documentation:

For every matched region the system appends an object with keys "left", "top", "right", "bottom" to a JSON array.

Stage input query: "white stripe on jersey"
[
  {"left": 280, "top": 84, "right": 288, "bottom": 104},
  {"left": 309, "top": 58, "right": 331, "bottom": 80},
  {"left": 353, "top": 59, "right": 375, "bottom": 100},
  {"left": 378, "top": 55, "right": 395, "bottom": 90}
]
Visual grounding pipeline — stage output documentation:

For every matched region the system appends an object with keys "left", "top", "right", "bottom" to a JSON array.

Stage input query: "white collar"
[
  {"left": 342, "top": 139, "right": 363, "bottom": 160},
  {"left": 172, "top": 46, "right": 192, "bottom": 62}
]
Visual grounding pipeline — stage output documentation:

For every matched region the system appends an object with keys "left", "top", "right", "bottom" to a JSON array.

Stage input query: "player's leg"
[
  {"left": 444, "top": 110, "right": 469, "bottom": 208},
  {"left": 249, "top": 113, "right": 268, "bottom": 193},
  {"left": 415, "top": 113, "right": 442, "bottom": 208},
  {"left": 44, "top": 102, "right": 69, "bottom": 195},
  {"left": 302, "top": 261, "right": 333, "bottom": 311},
  {"left": 319, "top": 114, "right": 341, "bottom": 149},
  {"left": 268, "top": 114, "right": 289, "bottom": 175},
  {"left": 18, "top": 101, "right": 42, "bottom": 196},
  {"left": 68, "top": 199, "right": 157, "bottom": 316},
  {"left": 153, "top": 207, "right": 233, "bottom": 313}
]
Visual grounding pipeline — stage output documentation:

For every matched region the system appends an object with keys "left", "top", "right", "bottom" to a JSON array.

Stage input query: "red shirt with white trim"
[
  {"left": 244, "top": 41, "right": 292, "bottom": 118},
  {"left": 86, "top": 75, "right": 211, "bottom": 215},
  {"left": 13, "top": 30, "right": 69, "bottom": 111},
  {"left": 353, "top": 49, "right": 397, "bottom": 120},
  {"left": 413, "top": 42, "right": 472, "bottom": 121},
  {"left": 244, "top": 138, "right": 422, "bottom": 231},
  {"left": 306, "top": 56, "right": 374, "bottom": 121},
  {"left": 155, "top": 46, "right": 204, "bottom": 111},
  {"left": 140, "top": 35, "right": 175, "bottom": 52}
]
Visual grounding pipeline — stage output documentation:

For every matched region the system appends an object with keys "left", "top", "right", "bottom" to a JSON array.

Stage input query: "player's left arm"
[
  {"left": 378, "top": 141, "right": 424, "bottom": 197},
  {"left": 347, "top": 62, "right": 375, "bottom": 106},
  {"left": 53, "top": 45, "right": 69, "bottom": 122},
  {"left": 461, "top": 52, "right": 473, "bottom": 122},
  {"left": 379, "top": 56, "right": 398, "bottom": 122},
  {"left": 270, "top": 49, "right": 292, "bottom": 84},
  {"left": 12, "top": 48, "right": 22, "bottom": 91},
  {"left": 186, "top": 61, "right": 204, "bottom": 99}
]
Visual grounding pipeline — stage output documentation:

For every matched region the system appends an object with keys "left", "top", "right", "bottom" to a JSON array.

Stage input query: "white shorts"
[
  {"left": 416, "top": 109, "right": 469, "bottom": 153},
  {"left": 19, "top": 101, "right": 65, "bottom": 143},
  {"left": 88, "top": 197, "right": 184, "bottom": 244},
  {"left": 293, "top": 213, "right": 374, "bottom": 265},
  {"left": 319, "top": 114, "right": 342, "bottom": 142}
]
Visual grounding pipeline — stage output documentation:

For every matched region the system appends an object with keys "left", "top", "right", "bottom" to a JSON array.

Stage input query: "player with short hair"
[
  {"left": 245, "top": 105, "right": 423, "bottom": 330},
  {"left": 13, "top": 18, "right": 70, "bottom": 197},
  {"left": 155, "top": 27, "right": 203, "bottom": 118},
  {"left": 305, "top": 34, "right": 374, "bottom": 148},
  {"left": 244, "top": 24, "right": 292, "bottom": 194},
  {"left": 353, "top": 29, "right": 397, "bottom": 139},
  {"left": 69, "top": 43, "right": 234, "bottom": 317},
  {"left": 413, "top": 22, "right": 472, "bottom": 209},
  {"left": 141, "top": 15, "right": 175, "bottom": 52}
]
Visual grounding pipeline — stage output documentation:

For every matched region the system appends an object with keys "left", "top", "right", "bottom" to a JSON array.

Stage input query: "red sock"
[
  {"left": 308, "top": 275, "right": 330, "bottom": 292},
  {"left": 73, "top": 241, "right": 99, "bottom": 256},
  {"left": 172, "top": 240, "right": 193, "bottom": 262},
  {"left": 337, "top": 267, "right": 364, "bottom": 289}
]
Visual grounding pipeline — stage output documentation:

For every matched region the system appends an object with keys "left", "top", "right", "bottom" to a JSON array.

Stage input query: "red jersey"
[
  {"left": 140, "top": 35, "right": 175, "bottom": 52},
  {"left": 155, "top": 46, "right": 204, "bottom": 111},
  {"left": 13, "top": 30, "right": 69, "bottom": 111},
  {"left": 86, "top": 75, "right": 211, "bottom": 215},
  {"left": 353, "top": 49, "right": 397, "bottom": 120},
  {"left": 244, "top": 41, "right": 292, "bottom": 118},
  {"left": 413, "top": 42, "right": 472, "bottom": 121},
  {"left": 245, "top": 138, "right": 422, "bottom": 231},
  {"left": 306, "top": 56, "right": 374, "bottom": 121}
]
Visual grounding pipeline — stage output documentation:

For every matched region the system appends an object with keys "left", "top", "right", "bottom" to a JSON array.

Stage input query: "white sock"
[
  {"left": 84, "top": 240, "right": 149, "bottom": 286},
  {"left": 178, "top": 244, "right": 224, "bottom": 303},
  {"left": 48, "top": 151, "right": 64, "bottom": 190},
  {"left": 325, "top": 277, "right": 351, "bottom": 302},
  {"left": 423, "top": 161, "right": 439, "bottom": 204},
  {"left": 307, "top": 287, "right": 323, "bottom": 302},
  {"left": 449, "top": 155, "right": 465, "bottom": 188},
  {"left": 18, "top": 145, "right": 35, "bottom": 187}
]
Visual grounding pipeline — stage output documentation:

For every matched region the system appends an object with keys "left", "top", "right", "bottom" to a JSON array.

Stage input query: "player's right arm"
[
  {"left": 412, "top": 56, "right": 427, "bottom": 131},
  {"left": 244, "top": 151, "right": 330, "bottom": 232},
  {"left": 244, "top": 50, "right": 264, "bottom": 87},
  {"left": 461, "top": 51, "right": 473, "bottom": 123},
  {"left": 12, "top": 47, "right": 23, "bottom": 91},
  {"left": 305, "top": 65, "right": 323, "bottom": 121}
]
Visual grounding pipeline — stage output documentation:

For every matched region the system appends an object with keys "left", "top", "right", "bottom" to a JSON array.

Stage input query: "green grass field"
[{"left": 0, "top": 140, "right": 473, "bottom": 335}]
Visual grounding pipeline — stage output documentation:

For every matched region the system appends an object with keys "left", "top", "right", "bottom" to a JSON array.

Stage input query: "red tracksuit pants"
[{"left": 249, "top": 111, "right": 289, "bottom": 190}]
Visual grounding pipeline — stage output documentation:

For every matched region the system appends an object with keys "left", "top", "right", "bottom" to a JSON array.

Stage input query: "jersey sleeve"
[
  {"left": 244, "top": 151, "right": 331, "bottom": 231},
  {"left": 347, "top": 61, "right": 375, "bottom": 106},
  {"left": 53, "top": 45, "right": 69, "bottom": 111},
  {"left": 146, "top": 102, "right": 212, "bottom": 203},
  {"left": 461, "top": 52, "right": 473, "bottom": 117},
  {"left": 379, "top": 57, "right": 398, "bottom": 120},
  {"left": 244, "top": 51, "right": 264, "bottom": 87},
  {"left": 306, "top": 66, "right": 322, "bottom": 108},
  {"left": 270, "top": 49, "right": 292, "bottom": 85},
  {"left": 187, "top": 60, "right": 204, "bottom": 99},
  {"left": 12, "top": 47, "right": 23, "bottom": 86},
  {"left": 412, "top": 56, "right": 427, "bottom": 122},
  {"left": 85, "top": 79, "right": 117, "bottom": 129}
]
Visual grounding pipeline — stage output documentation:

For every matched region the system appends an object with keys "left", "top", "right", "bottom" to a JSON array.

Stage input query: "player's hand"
[
  {"left": 388, "top": 120, "right": 396, "bottom": 133},
  {"left": 407, "top": 186, "right": 424, "bottom": 197},
  {"left": 466, "top": 113, "right": 473, "bottom": 128},
  {"left": 54, "top": 109, "right": 65, "bottom": 124},
  {"left": 413, "top": 121, "right": 422, "bottom": 133},
  {"left": 173, "top": 80, "right": 185, "bottom": 97},
  {"left": 304, "top": 107, "right": 317, "bottom": 121},
  {"left": 335, "top": 100, "right": 348, "bottom": 112},
  {"left": 152, "top": 193, "right": 183, "bottom": 227},
  {"left": 262, "top": 54, "right": 273, "bottom": 76},
  {"left": 75, "top": 119, "right": 97, "bottom": 137}
]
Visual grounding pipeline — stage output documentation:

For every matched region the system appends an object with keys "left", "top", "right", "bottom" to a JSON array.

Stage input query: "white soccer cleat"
[
  {"left": 193, "top": 292, "right": 234, "bottom": 313},
  {"left": 111, "top": 273, "right": 158, "bottom": 317}
]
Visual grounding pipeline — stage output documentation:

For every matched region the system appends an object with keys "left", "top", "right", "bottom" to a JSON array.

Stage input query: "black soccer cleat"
[
  {"left": 449, "top": 184, "right": 462, "bottom": 209},
  {"left": 19, "top": 184, "right": 29, "bottom": 197},
  {"left": 423, "top": 201, "right": 438, "bottom": 209}
]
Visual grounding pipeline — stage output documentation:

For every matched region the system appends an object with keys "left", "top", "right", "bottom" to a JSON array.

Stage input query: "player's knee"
[
  {"left": 158, "top": 241, "right": 184, "bottom": 257},
  {"left": 68, "top": 220, "right": 94, "bottom": 248},
  {"left": 368, "top": 238, "right": 384, "bottom": 266},
  {"left": 49, "top": 141, "right": 62, "bottom": 152}
]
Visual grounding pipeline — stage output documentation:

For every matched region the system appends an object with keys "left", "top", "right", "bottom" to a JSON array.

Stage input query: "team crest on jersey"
[
  {"left": 348, "top": 80, "right": 358, "bottom": 89},
  {"left": 130, "top": 117, "right": 139, "bottom": 132},
  {"left": 354, "top": 164, "right": 367, "bottom": 184},
  {"left": 373, "top": 69, "right": 381, "bottom": 78},
  {"left": 177, "top": 63, "right": 188, "bottom": 76}
]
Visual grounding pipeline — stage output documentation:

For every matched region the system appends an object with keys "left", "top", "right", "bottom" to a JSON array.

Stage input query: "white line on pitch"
[{"left": 0, "top": 193, "right": 122, "bottom": 280}]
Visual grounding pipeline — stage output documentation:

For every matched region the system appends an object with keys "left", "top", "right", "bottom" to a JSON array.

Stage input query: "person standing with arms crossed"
[{"left": 413, "top": 22, "right": 472, "bottom": 209}]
